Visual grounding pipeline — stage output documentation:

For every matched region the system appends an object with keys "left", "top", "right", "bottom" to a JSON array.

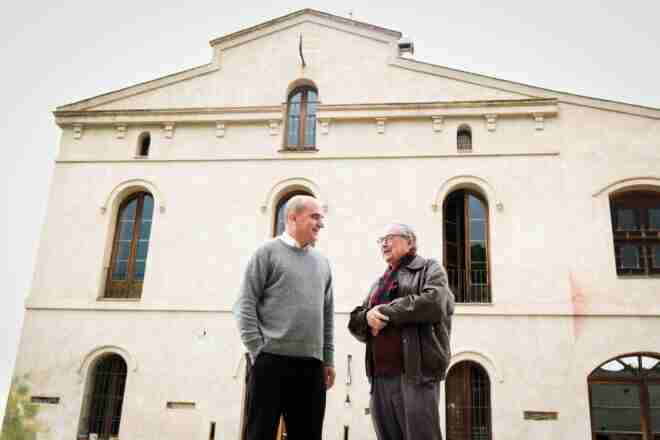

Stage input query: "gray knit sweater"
[{"left": 235, "top": 239, "right": 334, "bottom": 366}]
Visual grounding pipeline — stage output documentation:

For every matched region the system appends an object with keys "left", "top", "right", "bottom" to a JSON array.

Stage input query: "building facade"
[{"left": 3, "top": 9, "right": 660, "bottom": 440}]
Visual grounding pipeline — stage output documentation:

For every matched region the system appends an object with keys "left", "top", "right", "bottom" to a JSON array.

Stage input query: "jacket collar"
[{"left": 404, "top": 254, "right": 426, "bottom": 271}]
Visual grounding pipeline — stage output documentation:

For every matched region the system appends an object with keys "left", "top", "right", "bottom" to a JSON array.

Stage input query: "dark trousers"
[
  {"left": 370, "top": 375, "right": 443, "bottom": 440},
  {"left": 245, "top": 352, "right": 326, "bottom": 440}
]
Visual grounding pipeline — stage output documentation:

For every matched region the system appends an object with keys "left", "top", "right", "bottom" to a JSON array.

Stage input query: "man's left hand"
[{"left": 324, "top": 366, "right": 336, "bottom": 389}]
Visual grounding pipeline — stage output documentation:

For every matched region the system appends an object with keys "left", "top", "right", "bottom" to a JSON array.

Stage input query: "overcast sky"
[{"left": 1, "top": 0, "right": 658, "bottom": 422}]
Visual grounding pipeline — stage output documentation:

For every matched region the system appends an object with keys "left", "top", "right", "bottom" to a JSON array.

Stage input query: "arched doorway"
[
  {"left": 445, "top": 361, "right": 492, "bottom": 440},
  {"left": 588, "top": 353, "right": 660, "bottom": 439},
  {"left": 81, "top": 354, "right": 128, "bottom": 440}
]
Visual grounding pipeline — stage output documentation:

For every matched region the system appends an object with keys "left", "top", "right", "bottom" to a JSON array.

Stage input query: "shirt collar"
[{"left": 279, "top": 231, "right": 310, "bottom": 250}]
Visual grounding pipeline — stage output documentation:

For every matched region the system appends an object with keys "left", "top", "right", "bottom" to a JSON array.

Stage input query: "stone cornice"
[
  {"left": 54, "top": 151, "right": 561, "bottom": 164},
  {"left": 54, "top": 98, "right": 557, "bottom": 126},
  {"left": 317, "top": 98, "right": 558, "bottom": 120}
]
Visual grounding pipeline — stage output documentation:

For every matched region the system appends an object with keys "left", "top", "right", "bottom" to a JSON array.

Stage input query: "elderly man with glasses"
[{"left": 348, "top": 223, "right": 454, "bottom": 440}]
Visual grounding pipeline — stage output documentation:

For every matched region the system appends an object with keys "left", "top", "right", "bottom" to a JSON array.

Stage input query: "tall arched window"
[
  {"left": 446, "top": 361, "right": 492, "bottom": 440},
  {"left": 273, "top": 190, "right": 314, "bottom": 237},
  {"left": 105, "top": 192, "right": 154, "bottom": 299},
  {"left": 588, "top": 353, "right": 660, "bottom": 440},
  {"left": 80, "top": 354, "right": 128, "bottom": 440},
  {"left": 443, "top": 189, "right": 490, "bottom": 303},
  {"left": 285, "top": 87, "right": 318, "bottom": 151},
  {"left": 610, "top": 190, "right": 660, "bottom": 276},
  {"left": 457, "top": 125, "right": 472, "bottom": 152}
]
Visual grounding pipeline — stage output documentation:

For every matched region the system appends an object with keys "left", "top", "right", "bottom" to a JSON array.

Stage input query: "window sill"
[
  {"left": 133, "top": 156, "right": 149, "bottom": 160},
  {"left": 616, "top": 274, "right": 660, "bottom": 279},
  {"left": 278, "top": 147, "right": 318, "bottom": 153},
  {"left": 97, "top": 297, "right": 141, "bottom": 302},
  {"left": 455, "top": 302, "right": 494, "bottom": 306}
]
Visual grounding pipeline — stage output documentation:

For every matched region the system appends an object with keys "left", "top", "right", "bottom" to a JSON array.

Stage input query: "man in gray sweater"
[{"left": 235, "top": 195, "right": 335, "bottom": 440}]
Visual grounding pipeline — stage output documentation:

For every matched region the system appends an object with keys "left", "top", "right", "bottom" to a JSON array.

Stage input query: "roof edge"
[
  {"left": 390, "top": 57, "right": 660, "bottom": 118},
  {"left": 209, "top": 8, "right": 401, "bottom": 47}
]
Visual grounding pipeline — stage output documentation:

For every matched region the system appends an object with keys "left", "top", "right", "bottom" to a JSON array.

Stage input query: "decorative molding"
[
  {"left": 216, "top": 122, "right": 226, "bottom": 138},
  {"left": 431, "top": 116, "right": 444, "bottom": 132},
  {"left": 73, "top": 123, "right": 83, "bottom": 140},
  {"left": 55, "top": 99, "right": 558, "bottom": 127},
  {"left": 533, "top": 113, "right": 545, "bottom": 131},
  {"left": 78, "top": 345, "right": 138, "bottom": 379},
  {"left": 431, "top": 175, "right": 502, "bottom": 214},
  {"left": 592, "top": 176, "right": 660, "bottom": 197},
  {"left": 268, "top": 120, "right": 280, "bottom": 136},
  {"left": 485, "top": 114, "right": 497, "bottom": 132},
  {"left": 101, "top": 178, "right": 167, "bottom": 214},
  {"left": 115, "top": 124, "right": 127, "bottom": 139},
  {"left": 376, "top": 118, "right": 386, "bottom": 134},
  {"left": 318, "top": 118, "right": 330, "bottom": 135},
  {"left": 162, "top": 122, "right": 175, "bottom": 139},
  {"left": 450, "top": 349, "right": 504, "bottom": 383},
  {"left": 59, "top": 151, "right": 560, "bottom": 165},
  {"left": 261, "top": 177, "right": 327, "bottom": 214}
]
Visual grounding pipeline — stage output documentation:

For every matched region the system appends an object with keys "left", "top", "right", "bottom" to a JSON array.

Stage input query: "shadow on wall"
[{"left": 1, "top": 375, "right": 44, "bottom": 440}]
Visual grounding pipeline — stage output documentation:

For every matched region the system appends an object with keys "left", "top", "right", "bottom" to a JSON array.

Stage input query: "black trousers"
[{"left": 245, "top": 352, "right": 326, "bottom": 440}]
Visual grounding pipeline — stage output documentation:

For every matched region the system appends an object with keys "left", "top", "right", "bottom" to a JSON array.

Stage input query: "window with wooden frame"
[
  {"left": 443, "top": 189, "right": 491, "bottom": 303},
  {"left": 445, "top": 361, "right": 492, "bottom": 440},
  {"left": 588, "top": 353, "right": 660, "bottom": 440},
  {"left": 105, "top": 192, "right": 154, "bottom": 299},
  {"left": 610, "top": 190, "right": 660, "bottom": 277},
  {"left": 79, "top": 354, "right": 128, "bottom": 440},
  {"left": 285, "top": 87, "right": 318, "bottom": 151},
  {"left": 457, "top": 124, "right": 472, "bottom": 152},
  {"left": 273, "top": 190, "right": 314, "bottom": 237}
]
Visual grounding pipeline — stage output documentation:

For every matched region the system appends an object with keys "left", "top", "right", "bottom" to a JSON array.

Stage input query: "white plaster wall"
[
  {"left": 29, "top": 152, "right": 571, "bottom": 314},
  {"left": 13, "top": 311, "right": 660, "bottom": 440}
]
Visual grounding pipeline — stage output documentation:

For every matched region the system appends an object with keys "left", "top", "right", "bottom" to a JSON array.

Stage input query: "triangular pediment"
[{"left": 55, "top": 9, "right": 659, "bottom": 119}]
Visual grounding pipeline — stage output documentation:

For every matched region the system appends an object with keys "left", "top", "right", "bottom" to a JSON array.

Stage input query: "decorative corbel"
[
  {"left": 431, "top": 116, "right": 444, "bottom": 133},
  {"left": 533, "top": 113, "right": 545, "bottom": 131},
  {"left": 216, "top": 122, "right": 226, "bottom": 138},
  {"left": 115, "top": 124, "right": 127, "bottom": 139},
  {"left": 318, "top": 118, "right": 330, "bottom": 135},
  {"left": 376, "top": 118, "right": 386, "bottom": 134},
  {"left": 485, "top": 114, "right": 498, "bottom": 132},
  {"left": 268, "top": 120, "right": 280, "bottom": 136},
  {"left": 73, "top": 124, "right": 83, "bottom": 140},
  {"left": 162, "top": 123, "right": 175, "bottom": 139}
]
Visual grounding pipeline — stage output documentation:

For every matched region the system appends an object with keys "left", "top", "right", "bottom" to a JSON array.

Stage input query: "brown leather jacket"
[{"left": 348, "top": 255, "right": 454, "bottom": 383}]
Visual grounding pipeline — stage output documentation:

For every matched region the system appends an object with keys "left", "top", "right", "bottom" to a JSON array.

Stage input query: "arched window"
[
  {"left": 446, "top": 361, "right": 492, "bottom": 440},
  {"left": 610, "top": 190, "right": 660, "bottom": 276},
  {"left": 105, "top": 192, "right": 154, "bottom": 298},
  {"left": 137, "top": 132, "right": 150, "bottom": 157},
  {"left": 588, "top": 353, "right": 660, "bottom": 440},
  {"left": 457, "top": 125, "right": 472, "bottom": 152},
  {"left": 285, "top": 87, "right": 318, "bottom": 151},
  {"left": 443, "top": 189, "right": 490, "bottom": 303},
  {"left": 273, "top": 190, "right": 313, "bottom": 237},
  {"left": 80, "top": 354, "right": 128, "bottom": 440}
]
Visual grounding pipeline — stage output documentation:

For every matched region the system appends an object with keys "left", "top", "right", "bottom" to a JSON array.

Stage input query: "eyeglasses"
[{"left": 376, "top": 234, "right": 404, "bottom": 245}]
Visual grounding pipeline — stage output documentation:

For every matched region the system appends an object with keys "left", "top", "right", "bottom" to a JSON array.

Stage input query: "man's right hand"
[{"left": 367, "top": 306, "right": 389, "bottom": 336}]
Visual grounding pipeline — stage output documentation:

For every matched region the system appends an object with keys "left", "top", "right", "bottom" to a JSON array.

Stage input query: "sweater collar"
[{"left": 279, "top": 231, "right": 311, "bottom": 250}]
